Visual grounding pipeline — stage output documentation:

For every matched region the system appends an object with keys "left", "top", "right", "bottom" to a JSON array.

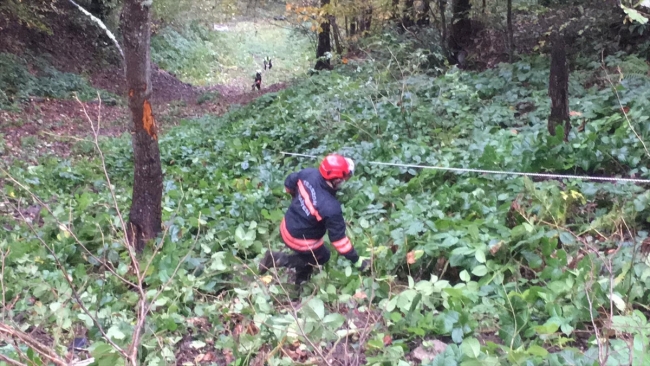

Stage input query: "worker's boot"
[{"left": 259, "top": 250, "right": 288, "bottom": 274}]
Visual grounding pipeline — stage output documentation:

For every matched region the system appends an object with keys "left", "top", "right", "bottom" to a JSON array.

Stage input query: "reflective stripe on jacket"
[{"left": 282, "top": 168, "right": 359, "bottom": 262}]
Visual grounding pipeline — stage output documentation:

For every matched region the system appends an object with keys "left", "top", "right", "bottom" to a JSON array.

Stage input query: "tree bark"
[
  {"left": 120, "top": 0, "right": 163, "bottom": 252},
  {"left": 331, "top": 16, "right": 344, "bottom": 54},
  {"left": 391, "top": 0, "right": 400, "bottom": 20},
  {"left": 438, "top": 0, "right": 447, "bottom": 52},
  {"left": 416, "top": 0, "right": 430, "bottom": 26},
  {"left": 448, "top": 0, "right": 471, "bottom": 61},
  {"left": 315, "top": 0, "right": 332, "bottom": 70},
  {"left": 402, "top": 0, "right": 415, "bottom": 28},
  {"left": 548, "top": 32, "right": 570, "bottom": 141},
  {"left": 507, "top": 0, "right": 514, "bottom": 61},
  {"left": 349, "top": 18, "right": 356, "bottom": 36},
  {"left": 362, "top": 5, "right": 372, "bottom": 32}
]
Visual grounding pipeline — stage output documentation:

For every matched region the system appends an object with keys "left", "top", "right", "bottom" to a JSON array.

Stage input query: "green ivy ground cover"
[{"left": 2, "top": 38, "right": 650, "bottom": 365}]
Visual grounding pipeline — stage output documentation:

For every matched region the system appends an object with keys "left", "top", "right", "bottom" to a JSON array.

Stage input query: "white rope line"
[{"left": 280, "top": 152, "right": 650, "bottom": 184}]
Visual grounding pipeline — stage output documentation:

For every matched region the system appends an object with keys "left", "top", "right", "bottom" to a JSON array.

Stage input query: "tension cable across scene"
[{"left": 280, "top": 152, "right": 650, "bottom": 185}]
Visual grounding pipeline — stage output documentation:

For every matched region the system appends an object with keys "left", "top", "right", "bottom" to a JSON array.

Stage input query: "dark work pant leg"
[{"left": 291, "top": 246, "right": 331, "bottom": 285}]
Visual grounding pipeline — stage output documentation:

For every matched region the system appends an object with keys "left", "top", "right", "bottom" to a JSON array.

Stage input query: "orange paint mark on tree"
[{"left": 142, "top": 100, "right": 157, "bottom": 140}]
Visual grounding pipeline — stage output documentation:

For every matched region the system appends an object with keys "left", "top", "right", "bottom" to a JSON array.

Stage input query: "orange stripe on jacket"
[
  {"left": 297, "top": 180, "right": 322, "bottom": 221},
  {"left": 280, "top": 218, "right": 324, "bottom": 252},
  {"left": 331, "top": 237, "right": 353, "bottom": 254}
]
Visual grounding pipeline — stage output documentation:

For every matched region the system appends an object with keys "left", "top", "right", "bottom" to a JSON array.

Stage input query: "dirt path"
[{"left": 0, "top": 66, "right": 289, "bottom": 163}]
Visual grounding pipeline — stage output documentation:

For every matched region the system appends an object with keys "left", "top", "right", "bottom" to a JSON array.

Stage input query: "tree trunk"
[
  {"left": 331, "top": 16, "right": 344, "bottom": 54},
  {"left": 438, "top": 0, "right": 447, "bottom": 55},
  {"left": 507, "top": 0, "right": 514, "bottom": 61},
  {"left": 482, "top": 0, "right": 486, "bottom": 13},
  {"left": 120, "top": 0, "right": 163, "bottom": 252},
  {"left": 402, "top": 0, "right": 415, "bottom": 28},
  {"left": 416, "top": 0, "right": 430, "bottom": 26},
  {"left": 448, "top": 0, "right": 471, "bottom": 60},
  {"left": 548, "top": 32, "right": 570, "bottom": 141},
  {"left": 362, "top": 5, "right": 372, "bottom": 32},
  {"left": 315, "top": 0, "right": 332, "bottom": 70},
  {"left": 391, "top": 0, "right": 400, "bottom": 20}
]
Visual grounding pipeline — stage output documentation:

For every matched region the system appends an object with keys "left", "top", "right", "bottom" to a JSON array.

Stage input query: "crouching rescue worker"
[{"left": 259, "top": 154, "right": 370, "bottom": 285}]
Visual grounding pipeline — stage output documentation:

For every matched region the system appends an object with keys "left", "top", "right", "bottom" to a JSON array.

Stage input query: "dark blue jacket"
[{"left": 281, "top": 168, "right": 359, "bottom": 263}]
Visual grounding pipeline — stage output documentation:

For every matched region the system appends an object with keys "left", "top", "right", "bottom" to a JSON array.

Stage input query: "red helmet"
[{"left": 319, "top": 154, "right": 355, "bottom": 180}]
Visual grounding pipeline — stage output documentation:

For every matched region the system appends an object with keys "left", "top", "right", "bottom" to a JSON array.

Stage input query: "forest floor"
[
  {"left": 2, "top": 2, "right": 648, "bottom": 365},
  {"left": 0, "top": 64, "right": 289, "bottom": 163},
  {"left": 0, "top": 1, "right": 298, "bottom": 164}
]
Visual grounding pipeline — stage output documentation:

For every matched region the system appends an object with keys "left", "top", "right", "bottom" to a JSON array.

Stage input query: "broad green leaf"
[
  {"left": 472, "top": 265, "right": 488, "bottom": 277},
  {"left": 106, "top": 326, "right": 125, "bottom": 340},
  {"left": 78, "top": 313, "right": 94, "bottom": 327},
  {"left": 306, "top": 297, "right": 325, "bottom": 320},
  {"left": 460, "top": 337, "right": 481, "bottom": 358},
  {"left": 460, "top": 270, "right": 470, "bottom": 282},
  {"left": 622, "top": 5, "right": 649, "bottom": 24},
  {"left": 359, "top": 218, "right": 370, "bottom": 228},
  {"left": 528, "top": 345, "right": 549, "bottom": 357},
  {"left": 322, "top": 313, "right": 345, "bottom": 329},
  {"left": 475, "top": 250, "right": 486, "bottom": 264},
  {"left": 609, "top": 293, "right": 627, "bottom": 312}
]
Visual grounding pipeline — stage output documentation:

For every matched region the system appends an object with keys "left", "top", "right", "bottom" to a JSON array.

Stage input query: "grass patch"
[{"left": 151, "top": 20, "right": 312, "bottom": 87}]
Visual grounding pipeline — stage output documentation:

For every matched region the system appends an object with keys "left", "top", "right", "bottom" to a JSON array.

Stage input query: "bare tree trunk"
[
  {"left": 315, "top": 0, "right": 332, "bottom": 70},
  {"left": 402, "top": 0, "right": 415, "bottom": 28},
  {"left": 548, "top": 32, "right": 570, "bottom": 141},
  {"left": 331, "top": 16, "right": 344, "bottom": 54},
  {"left": 448, "top": 0, "right": 471, "bottom": 61},
  {"left": 439, "top": 0, "right": 447, "bottom": 54},
  {"left": 348, "top": 15, "right": 358, "bottom": 36},
  {"left": 482, "top": 0, "right": 486, "bottom": 13},
  {"left": 362, "top": 5, "right": 372, "bottom": 32},
  {"left": 120, "top": 0, "right": 163, "bottom": 252},
  {"left": 416, "top": 0, "right": 430, "bottom": 26},
  {"left": 391, "top": 0, "right": 400, "bottom": 20},
  {"left": 507, "top": 0, "right": 514, "bottom": 61}
]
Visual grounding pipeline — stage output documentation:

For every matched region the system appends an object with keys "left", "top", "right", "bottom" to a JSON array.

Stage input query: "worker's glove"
[{"left": 356, "top": 257, "right": 371, "bottom": 272}]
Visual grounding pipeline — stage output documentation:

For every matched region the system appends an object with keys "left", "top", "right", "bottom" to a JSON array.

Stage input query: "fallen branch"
[
  {"left": 0, "top": 353, "right": 27, "bottom": 366},
  {"left": 0, "top": 324, "right": 68, "bottom": 366}
]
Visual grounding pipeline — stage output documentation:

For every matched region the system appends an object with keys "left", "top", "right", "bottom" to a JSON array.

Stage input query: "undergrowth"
[
  {"left": 150, "top": 20, "right": 312, "bottom": 87},
  {"left": 0, "top": 53, "right": 118, "bottom": 111},
  {"left": 2, "top": 30, "right": 650, "bottom": 366}
]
